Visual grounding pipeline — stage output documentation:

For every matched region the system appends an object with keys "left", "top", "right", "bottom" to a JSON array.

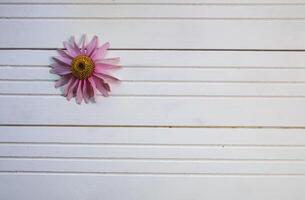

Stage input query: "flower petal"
[
  {"left": 82, "top": 79, "right": 89, "bottom": 103},
  {"left": 67, "top": 78, "right": 79, "bottom": 101},
  {"left": 87, "top": 81, "right": 95, "bottom": 100},
  {"left": 94, "top": 72, "right": 119, "bottom": 81},
  {"left": 80, "top": 34, "right": 87, "bottom": 54},
  {"left": 91, "top": 42, "right": 109, "bottom": 61},
  {"left": 88, "top": 77, "right": 98, "bottom": 98},
  {"left": 93, "top": 76, "right": 109, "bottom": 97},
  {"left": 53, "top": 56, "right": 72, "bottom": 66},
  {"left": 64, "top": 76, "right": 75, "bottom": 97},
  {"left": 50, "top": 63, "right": 71, "bottom": 75},
  {"left": 57, "top": 49, "right": 73, "bottom": 59},
  {"left": 95, "top": 63, "right": 121, "bottom": 71},
  {"left": 86, "top": 36, "right": 98, "bottom": 56},
  {"left": 50, "top": 67, "right": 71, "bottom": 76},
  {"left": 71, "top": 36, "right": 82, "bottom": 56},
  {"left": 63, "top": 41, "right": 78, "bottom": 58},
  {"left": 76, "top": 80, "right": 83, "bottom": 104},
  {"left": 55, "top": 75, "right": 71, "bottom": 88},
  {"left": 97, "top": 57, "right": 120, "bottom": 65}
]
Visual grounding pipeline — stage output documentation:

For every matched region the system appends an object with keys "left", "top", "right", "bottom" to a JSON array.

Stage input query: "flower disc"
[{"left": 71, "top": 55, "right": 95, "bottom": 80}]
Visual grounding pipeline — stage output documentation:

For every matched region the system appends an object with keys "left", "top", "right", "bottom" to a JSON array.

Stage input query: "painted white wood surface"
[{"left": 1, "top": 1, "right": 305, "bottom": 200}]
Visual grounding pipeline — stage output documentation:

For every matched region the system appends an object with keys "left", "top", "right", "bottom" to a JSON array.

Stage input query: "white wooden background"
[{"left": 1, "top": 0, "right": 305, "bottom": 199}]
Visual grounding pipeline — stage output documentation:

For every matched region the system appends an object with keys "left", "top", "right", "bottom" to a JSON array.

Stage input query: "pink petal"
[
  {"left": 64, "top": 76, "right": 75, "bottom": 97},
  {"left": 82, "top": 80, "right": 89, "bottom": 103},
  {"left": 95, "top": 63, "right": 121, "bottom": 71},
  {"left": 50, "top": 62, "right": 68, "bottom": 68},
  {"left": 91, "top": 42, "right": 109, "bottom": 61},
  {"left": 97, "top": 57, "right": 120, "bottom": 65},
  {"left": 80, "top": 34, "right": 87, "bottom": 54},
  {"left": 76, "top": 80, "right": 83, "bottom": 104},
  {"left": 86, "top": 36, "right": 98, "bottom": 56},
  {"left": 87, "top": 81, "right": 95, "bottom": 100},
  {"left": 67, "top": 78, "right": 79, "bottom": 101},
  {"left": 94, "top": 72, "right": 119, "bottom": 81},
  {"left": 93, "top": 76, "right": 109, "bottom": 96},
  {"left": 50, "top": 63, "right": 71, "bottom": 75},
  {"left": 55, "top": 75, "right": 71, "bottom": 88},
  {"left": 57, "top": 49, "right": 73, "bottom": 59},
  {"left": 88, "top": 77, "right": 98, "bottom": 98},
  {"left": 50, "top": 68, "right": 71, "bottom": 76},
  {"left": 71, "top": 36, "right": 82, "bottom": 55},
  {"left": 54, "top": 56, "right": 72, "bottom": 66},
  {"left": 63, "top": 41, "right": 78, "bottom": 58},
  {"left": 95, "top": 76, "right": 111, "bottom": 91}
]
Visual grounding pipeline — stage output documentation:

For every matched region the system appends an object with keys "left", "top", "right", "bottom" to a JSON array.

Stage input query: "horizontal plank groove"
[
  {"left": 4, "top": 79, "right": 305, "bottom": 84},
  {"left": 3, "top": 157, "right": 305, "bottom": 162},
  {"left": 3, "top": 94, "right": 305, "bottom": 98},
  {"left": 2, "top": 0, "right": 305, "bottom": 6},
  {"left": 3, "top": 65, "right": 305, "bottom": 69},
  {"left": 5, "top": 17, "right": 305, "bottom": 21},
  {"left": 6, "top": 94, "right": 305, "bottom": 98},
  {"left": 2, "top": 48, "right": 305, "bottom": 51},
  {"left": 2, "top": 124, "right": 305, "bottom": 128},
  {"left": 2, "top": 142, "right": 305, "bottom": 147},
  {"left": 2, "top": 157, "right": 305, "bottom": 162},
  {"left": 3, "top": 171, "right": 305, "bottom": 177}
]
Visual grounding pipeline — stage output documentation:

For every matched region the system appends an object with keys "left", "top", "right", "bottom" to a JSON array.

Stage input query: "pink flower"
[{"left": 50, "top": 35, "right": 120, "bottom": 104}]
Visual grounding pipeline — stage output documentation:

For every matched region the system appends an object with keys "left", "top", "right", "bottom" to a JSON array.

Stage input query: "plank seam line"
[
  {"left": 1, "top": 142, "right": 305, "bottom": 147},
  {"left": 2, "top": 156, "right": 305, "bottom": 162},
  {"left": 4, "top": 17, "right": 305, "bottom": 21},
  {"left": 1, "top": 124, "right": 305, "bottom": 129},
  {"left": 5, "top": 65, "right": 305, "bottom": 69},
  {"left": 3, "top": 94, "right": 305, "bottom": 98},
  {"left": 1, "top": 48, "right": 305, "bottom": 52},
  {"left": 4, "top": 94, "right": 305, "bottom": 98},
  {"left": 3, "top": 80, "right": 305, "bottom": 84},
  {"left": 2, "top": 3, "right": 305, "bottom": 6},
  {"left": 1, "top": 171, "right": 305, "bottom": 176}
]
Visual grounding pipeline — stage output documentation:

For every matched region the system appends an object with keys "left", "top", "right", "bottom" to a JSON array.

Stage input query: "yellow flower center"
[{"left": 71, "top": 55, "right": 95, "bottom": 80}]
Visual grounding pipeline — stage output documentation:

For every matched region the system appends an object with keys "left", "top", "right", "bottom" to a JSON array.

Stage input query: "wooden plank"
[
  {"left": 2, "top": 50, "right": 304, "bottom": 68},
  {"left": 1, "top": 20, "right": 305, "bottom": 49},
  {"left": 1, "top": 96, "right": 305, "bottom": 126},
  {"left": 2, "top": 144, "right": 305, "bottom": 160},
  {"left": 3, "top": 67, "right": 305, "bottom": 82},
  {"left": 0, "top": 174, "right": 304, "bottom": 200},
  {"left": 2, "top": 5, "right": 305, "bottom": 19},
  {"left": 1, "top": 126, "right": 305, "bottom": 146},
  {"left": 2, "top": 158, "right": 305, "bottom": 174},
  {"left": 2, "top": 81, "right": 305, "bottom": 97}
]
